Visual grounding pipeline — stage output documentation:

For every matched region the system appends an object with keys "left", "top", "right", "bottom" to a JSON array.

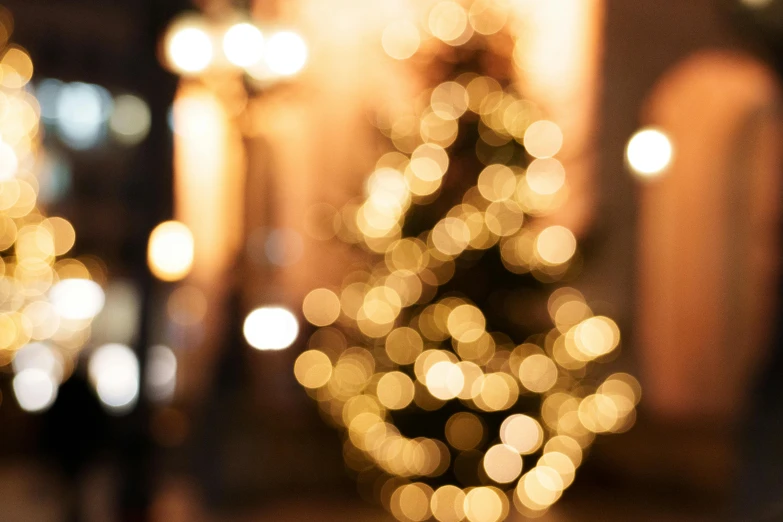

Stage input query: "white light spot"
[
  {"left": 243, "top": 306, "right": 299, "bottom": 350},
  {"left": 626, "top": 128, "right": 673, "bottom": 178},
  {"left": 223, "top": 23, "right": 265, "bottom": 68},
  {"left": 49, "top": 278, "right": 105, "bottom": 321},
  {"left": 89, "top": 343, "right": 139, "bottom": 413},
  {"left": 13, "top": 368, "right": 57, "bottom": 413},
  {"left": 167, "top": 26, "right": 214, "bottom": 74},
  {"left": 0, "top": 140, "right": 18, "bottom": 180},
  {"left": 147, "top": 221, "right": 194, "bottom": 282},
  {"left": 264, "top": 31, "right": 308, "bottom": 77}
]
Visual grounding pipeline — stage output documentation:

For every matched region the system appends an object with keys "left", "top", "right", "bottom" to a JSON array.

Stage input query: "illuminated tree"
[{"left": 296, "top": 2, "right": 640, "bottom": 520}]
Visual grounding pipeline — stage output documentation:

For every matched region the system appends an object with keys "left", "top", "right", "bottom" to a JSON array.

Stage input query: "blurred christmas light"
[
  {"left": 55, "top": 82, "right": 109, "bottom": 149},
  {"left": 13, "top": 368, "right": 57, "bottom": 413},
  {"left": 165, "top": 23, "right": 213, "bottom": 74},
  {"left": 109, "top": 94, "right": 151, "bottom": 145},
  {"left": 12, "top": 342, "right": 64, "bottom": 384},
  {"left": 626, "top": 127, "right": 673, "bottom": 178},
  {"left": 49, "top": 278, "right": 106, "bottom": 321},
  {"left": 243, "top": 306, "right": 299, "bottom": 350},
  {"left": 0, "top": 140, "right": 18, "bottom": 180},
  {"left": 264, "top": 31, "right": 308, "bottom": 76},
  {"left": 146, "top": 344, "right": 177, "bottom": 403},
  {"left": 88, "top": 343, "right": 139, "bottom": 413},
  {"left": 223, "top": 22, "right": 264, "bottom": 68},
  {"left": 147, "top": 220, "right": 194, "bottom": 282},
  {"left": 741, "top": 0, "right": 773, "bottom": 7}
]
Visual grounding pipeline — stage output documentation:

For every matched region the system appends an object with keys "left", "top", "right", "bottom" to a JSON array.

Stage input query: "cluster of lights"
[
  {"left": 164, "top": 15, "right": 308, "bottom": 80},
  {"left": 295, "top": 3, "right": 640, "bottom": 521},
  {"left": 36, "top": 79, "right": 151, "bottom": 150},
  {"left": 0, "top": 32, "right": 113, "bottom": 413}
]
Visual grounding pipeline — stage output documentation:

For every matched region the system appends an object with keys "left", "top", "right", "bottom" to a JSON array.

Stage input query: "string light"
[
  {"left": 165, "top": 23, "right": 214, "bottom": 74},
  {"left": 147, "top": 220, "right": 194, "bottom": 282}
]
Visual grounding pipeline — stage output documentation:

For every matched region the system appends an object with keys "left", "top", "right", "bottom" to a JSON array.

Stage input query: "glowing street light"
[
  {"left": 147, "top": 220, "right": 194, "bottom": 282},
  {"left": 165, "top": 24, "right": 214, "bottom": 75},
  {"left": 626, "top": 127, "right": 673, "bottom": 179},
  {"left": 264, "top": 31, "right": 308, "bottom": 77},
  {"left": 223, "top": 22, "right": 265, "bottom": 68}
]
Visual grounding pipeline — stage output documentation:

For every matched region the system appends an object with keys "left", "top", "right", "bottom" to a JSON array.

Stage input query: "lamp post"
[{"left": 152, "top": 4, "right": 309, "bottom": 506}]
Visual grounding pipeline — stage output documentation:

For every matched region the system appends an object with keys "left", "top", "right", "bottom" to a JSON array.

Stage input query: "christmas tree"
[{"left": 296, "top": 3, "right": 639, "bottom": 520}]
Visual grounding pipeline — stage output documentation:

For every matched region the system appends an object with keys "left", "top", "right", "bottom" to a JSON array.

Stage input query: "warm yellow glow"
[
  {"left": 500, "top": 414, "right": 544, "bottom": 454},
  {"left": 1, "top": 47, "right": 33, "bottom": 88},
  {"left": 483, "top": 443, "right": 523, "bottom": 483},
  {"left": 243, "top": 306, "right": 299, "bottom": 351},
  {"left": 478, "top": 164, "right": 516, "bottom": 202},
  {"left": 166, "top": 24, "right": 213, "bottom": 74},
  {"left": 385, "top": 326, "right": 424, "bottom": 365},
  {"left": 447, "top": 304, "right": 486, "bottom": 343},
  {"left": 741, "top": 0, "right": 773, "bottom": 8},
  {"left": 376, "top": 371, "right": 415, "bottom": 410},
  {"left": 222, "top": 23, "right": 264, "bottom": 68},
  {"left": 428, "top": 1, "right": 472, "bottom": 46},
  {"left": 526, "top": 158, "right": 565, "bottom": 195},
  {"left": 382, "top": 20, "right": 420, "bottom": 60},
  {"left": 49, "top": 278, "right": 105, "bottom": 321},
  {"left": 626, "top": 127, "right": 673, "bottom": 177},
  {"left": 265, "top": 31, "right": 308, "bottom": 77},
  {"left": 44, "top": 217, "right": 75, "bottom": 256},
  {"left": 302, "top": 288, "right": 341, "bottom": 326},
  {"left": 469, "top": 0, "right": 508, "bottom": 36},
  {"left": 147, "top": 221, "right": 194, "bottom": 282},
  {"left": 0, "top": 140, "right": 18, "bottom": 180},
  {"left": 430, "top": 485, "right": 466, "bottom": 522},
  {"left": 523, "top": 120, "right": 563, "bottom": 159},
  {"left": 294, "top": 349, "right": 332, "bottom": 389},
  {"left": 535, "top": 225, "right": 576, "bottom": 266},
  {"left": 463, "top": 487, "right": 504, "bottom": 522},
  {"left": 425, "top": 360, "right": 464, "bottom": 400},
  {"left": 518, "top": 354, "right": 558, "bottom": 393}
]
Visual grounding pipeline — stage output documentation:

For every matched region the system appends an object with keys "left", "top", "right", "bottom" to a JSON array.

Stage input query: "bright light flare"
[
  {"left": 13, "top": 368, "right": 57, "bottom": 413},
  {"left": 626, "top": 127, "right": 673, "bottom": 178},
  {"left": 49, "top": 278, "right": 105, "bottom": 320},
  {"left": 264, "top": 31, "right": 308, "bottom": 76},
  {"left": 147, "top": 221, "right": 194, "bottom": 282},
  {"left": 243, "top": 306, "right": 299, "bottom": 350},
  {"left": 223, "top": 23, "right": 264, "bottom": 67},
  {"left": 89, "top": 343, "right": 139, "bottom": 413},
  {"left": 166, "top": 24, "right": 214, "bottom": 74}
]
